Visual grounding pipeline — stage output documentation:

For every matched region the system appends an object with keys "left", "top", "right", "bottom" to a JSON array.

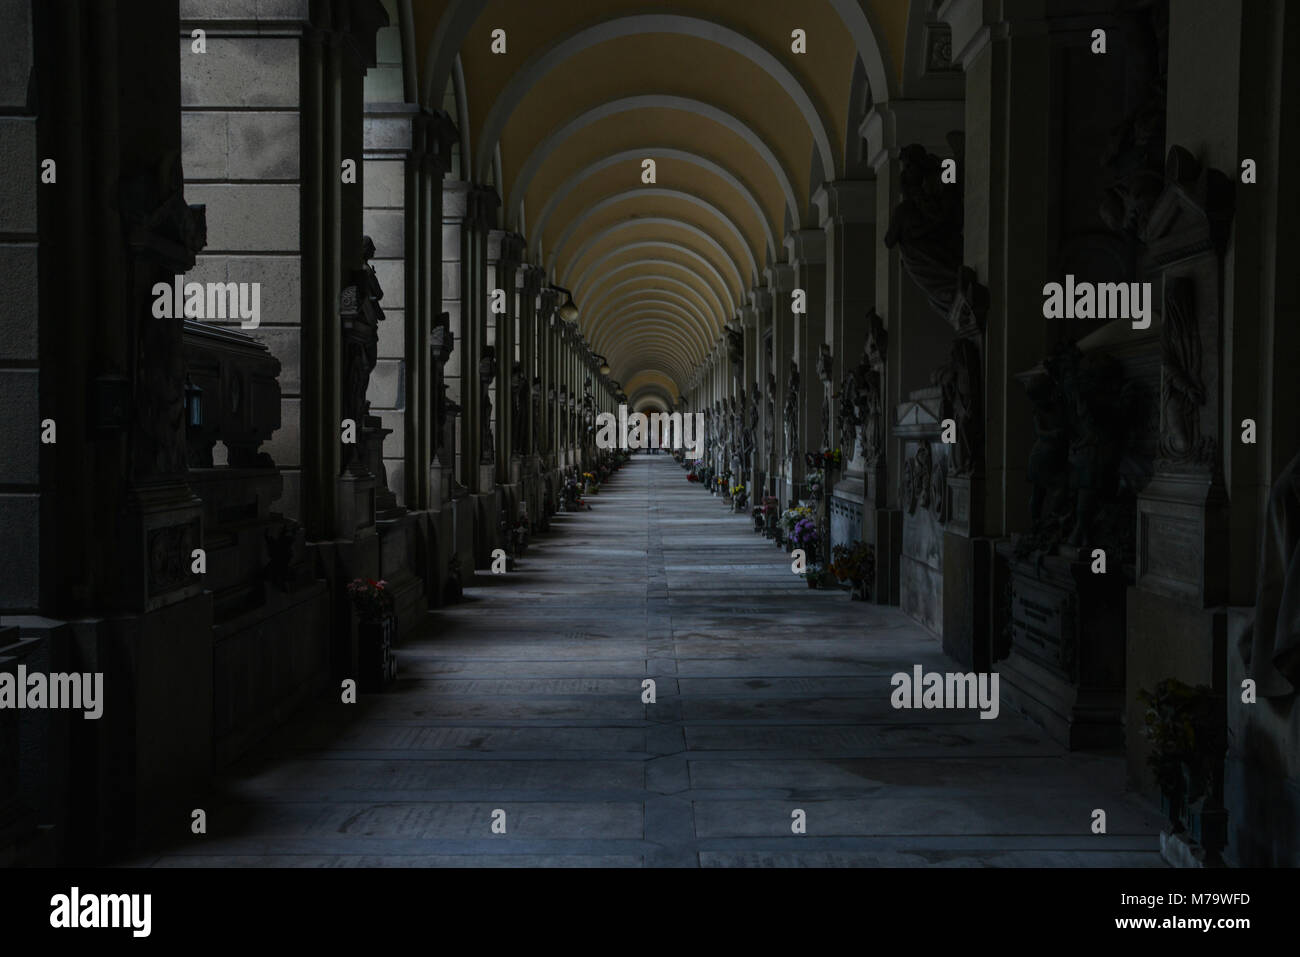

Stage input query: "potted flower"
[
  {"left": 582, "top": 471, "right": 598, "bottom": 494},
  {"left": 804, "top": 468, "right": 825, "bottom": 500},
  {"left": 1138, "top": 678, "right": 1226, "bottom": 851},
  {"left": 729, "top": 484, "right": 748, "bottom": 512},
  {"left": 779, "top": 506, "right": 812, "bottom": 550},
  {"left": 830, "top": 540, "right": 876, "bottom": 600},
  {"left": 346, "top": 577, "right": 397, "bottom": 692},
  {"left": 791, "top": 517, "right": 822, "bottom": 585},
  {"left": 805, "top": 448, "right": 843, "bottom": 472}
]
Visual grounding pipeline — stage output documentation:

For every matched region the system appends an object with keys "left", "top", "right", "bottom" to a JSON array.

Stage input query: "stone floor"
[{"left": 135, "top": 454, "right": 1166, "bottom": 867}]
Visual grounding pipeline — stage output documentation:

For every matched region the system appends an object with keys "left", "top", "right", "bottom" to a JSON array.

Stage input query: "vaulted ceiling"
[{"left": 402, "top": 0, "right": 913, "bottom": 408}]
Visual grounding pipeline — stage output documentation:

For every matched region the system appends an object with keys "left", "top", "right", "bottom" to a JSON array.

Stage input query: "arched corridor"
[
  {"left": 131, "top": 455, "right": 1161, "bottom": 867},
  {"left": 2, "top": 0, "right": 1299, "bottom": 887}
]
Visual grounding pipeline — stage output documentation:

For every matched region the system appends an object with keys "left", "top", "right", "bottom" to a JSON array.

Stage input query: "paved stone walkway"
[{"left": 139, "top": 455, "right": 1164, "bottom": 867}]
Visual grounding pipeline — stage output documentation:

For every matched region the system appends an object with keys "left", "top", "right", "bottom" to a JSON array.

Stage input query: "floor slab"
[{"left": 138, "top": 456, "right": 1165, "bottom": 868}]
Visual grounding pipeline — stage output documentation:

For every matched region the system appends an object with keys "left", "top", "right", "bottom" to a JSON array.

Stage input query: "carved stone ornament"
[
  {"left": 1156, "top": 277, "right": 1214, "bottom": 472},
  {"left": 480, "top": 345, "right": 496, "bottom": 463},
  {"left": 883, "top": 134, "right": 965, "bottom": 319},
  {"left": 124, "top": 152, "right": 209, "bottom": 479},
  {"left": 340, "top": 238, "right": 385, "bottom": 429},
  {"left": 838, "top": 370, "right": 858, "bottom": 458},
  {"left": 431, "top": 311, "right": 455, "bottom": 364},
  {"left": 902, "top": 443, "right": 936, "bottom": 516},
  {"left": 783, "top": 360, "right": 800, "bottom": 465},
  {"left": 764, "top": 371, "right": 777, "bottom": 452},
  {"left": 931, "top": 336, "right": 982, "bottom": 476}
]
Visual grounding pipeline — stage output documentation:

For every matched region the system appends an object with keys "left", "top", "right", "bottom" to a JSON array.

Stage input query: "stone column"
[
  {"left": 20, "top": 0, "right": 233, "bottom": 857},
  {"left": 817, "top": 179, "right": 898, "bottom": 601},
  {"left": 750, "top": 289, "right": 774, "bottom": 497},
  {"left": 441, "top": 180, "right": 471, "bottom": 488},
  {"left": 444, "top": 182, "right": 498, "bottom": 569},
  {"left": 486, "top": 229, "right": 522, "bottom": 487},
  {"left": 742, "top": 299, "right": 762, "bottom": 498},
  {"left": 517, "top": 265, "right": 544, "bottom": 524},
  {"left": 467, "top": 189, "right": 499, "bottom": 498},
  {"left": 538, "top": 295, "right": 556, "bottom": 469},
  {"left": 362, "top": 106, "right": 456, "bottom": 512},
  {"left": 862, "top": 97, "right": 964, "bottom": 508},
  {"left": 862, "top": 95, "right": 965, "bottom": 641},
  {"left": 765, "top": 264, "right": 796, "bottom": 504},
  {"left": 785, "top": 230, "right": 827, "bottom": 503},
  {"left": 0, "top": 0, "right": 38, "bottom": 619}
]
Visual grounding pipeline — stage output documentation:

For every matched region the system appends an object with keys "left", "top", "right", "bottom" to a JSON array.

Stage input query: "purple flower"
[{"left": 792, "top": 518, "right": 819, "bottom": 548}]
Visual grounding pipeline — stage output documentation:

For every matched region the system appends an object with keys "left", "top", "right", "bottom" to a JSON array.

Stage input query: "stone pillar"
[
  {"left": 539, "top": 295, "right": 557, "bottom": 473},
  {"left": 863, "top": 92, "right": 966, "bottom": 643},
  {"left": 742, "top": 298, "right": 762, "bottom": 498},
  {"left": 817, "top": 180, "right": 877, "bottom": 452},
  {"left": 765, "top": 264, "right": 796, "bottom": 504},
  {"left": 816, "top": 180, "right": 896, "bottom": 597},
  {"left": 362, "top": 106, "right": 456, "bottom": 512},
  {"left": 486, "top": 229, "right": 522, "bottom": 491},
  {"left": 18, "top": 0, "right": 280, "bottom": 859},
  {"left": 0, "top": 0, "right": 38, "bottom": 618},
  {"left": 180, "top": 0, "right": 388, "bottom": 536},
  {"left": 750, "top": 289, "right": 774, "bottom": 497},
  {"left": 785, "top": 230, "right": 827, "bottom": 503},
  {"left": 518, "top": 265, "right": 545, "bottom": 525},
  {"left": 443, "top": 182, "right": 498, "bottom": 570},
  {"left": 441, "top": 181, "right": 470, "bottom": 488},
  {"left": 863, "top": 97, "right": 964, "bottom": 511},
  {"left": 467, "top": 188, "right": 499, "bottom": 498}
]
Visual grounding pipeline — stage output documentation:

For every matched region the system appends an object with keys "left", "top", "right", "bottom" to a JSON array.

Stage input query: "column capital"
[
  {"left": 936, "top": 0, "right": 1036, "bottom": 70},
  {"left": 813, "top": 179, "right": 877, "bottom": 229},
  {"left": 764, "top": 263, "right": 796, "bottom": 293},
  {"left": 783, "top": 229, "right": 826, "bottom": 266},
  {"left": 518, "top": 263, "right": 546, "bottom": 296},
  {"left": 469, "top": 184, "right": 501, "bottom": 227},
  {"left": 442, "top": 179, "right": 472, "bottom": 221},
  {"left": 861, "top": 99, "right": 966, "bottom": 173},
  {"left": 487, "top": 229, "right": 525, "bottom": 265},
  {"left": 419, "top": 108, "right": 460, "bottom": 176},
  {"left": 362, "top": 104, "right": 419, "bottom": 155}
]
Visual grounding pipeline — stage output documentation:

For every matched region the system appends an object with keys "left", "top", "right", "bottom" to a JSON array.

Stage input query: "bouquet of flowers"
[
  {"left": 780, "top": 505, "right": 813, "bottom": 534},
  {"left": 562, "top": 475, "right": 583, "bottom": 508},
  {"left": 346, "top": 577, "right": 394, "bottom": 621},
  {"left": 830, "top": 540, "right": 876, "bottom": 586},
  {"left": 791, "top": 517, "right": 820, "bottom": 551},
  {"left": 805, "top": 448, "right": 843, "bottom": 471}
]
